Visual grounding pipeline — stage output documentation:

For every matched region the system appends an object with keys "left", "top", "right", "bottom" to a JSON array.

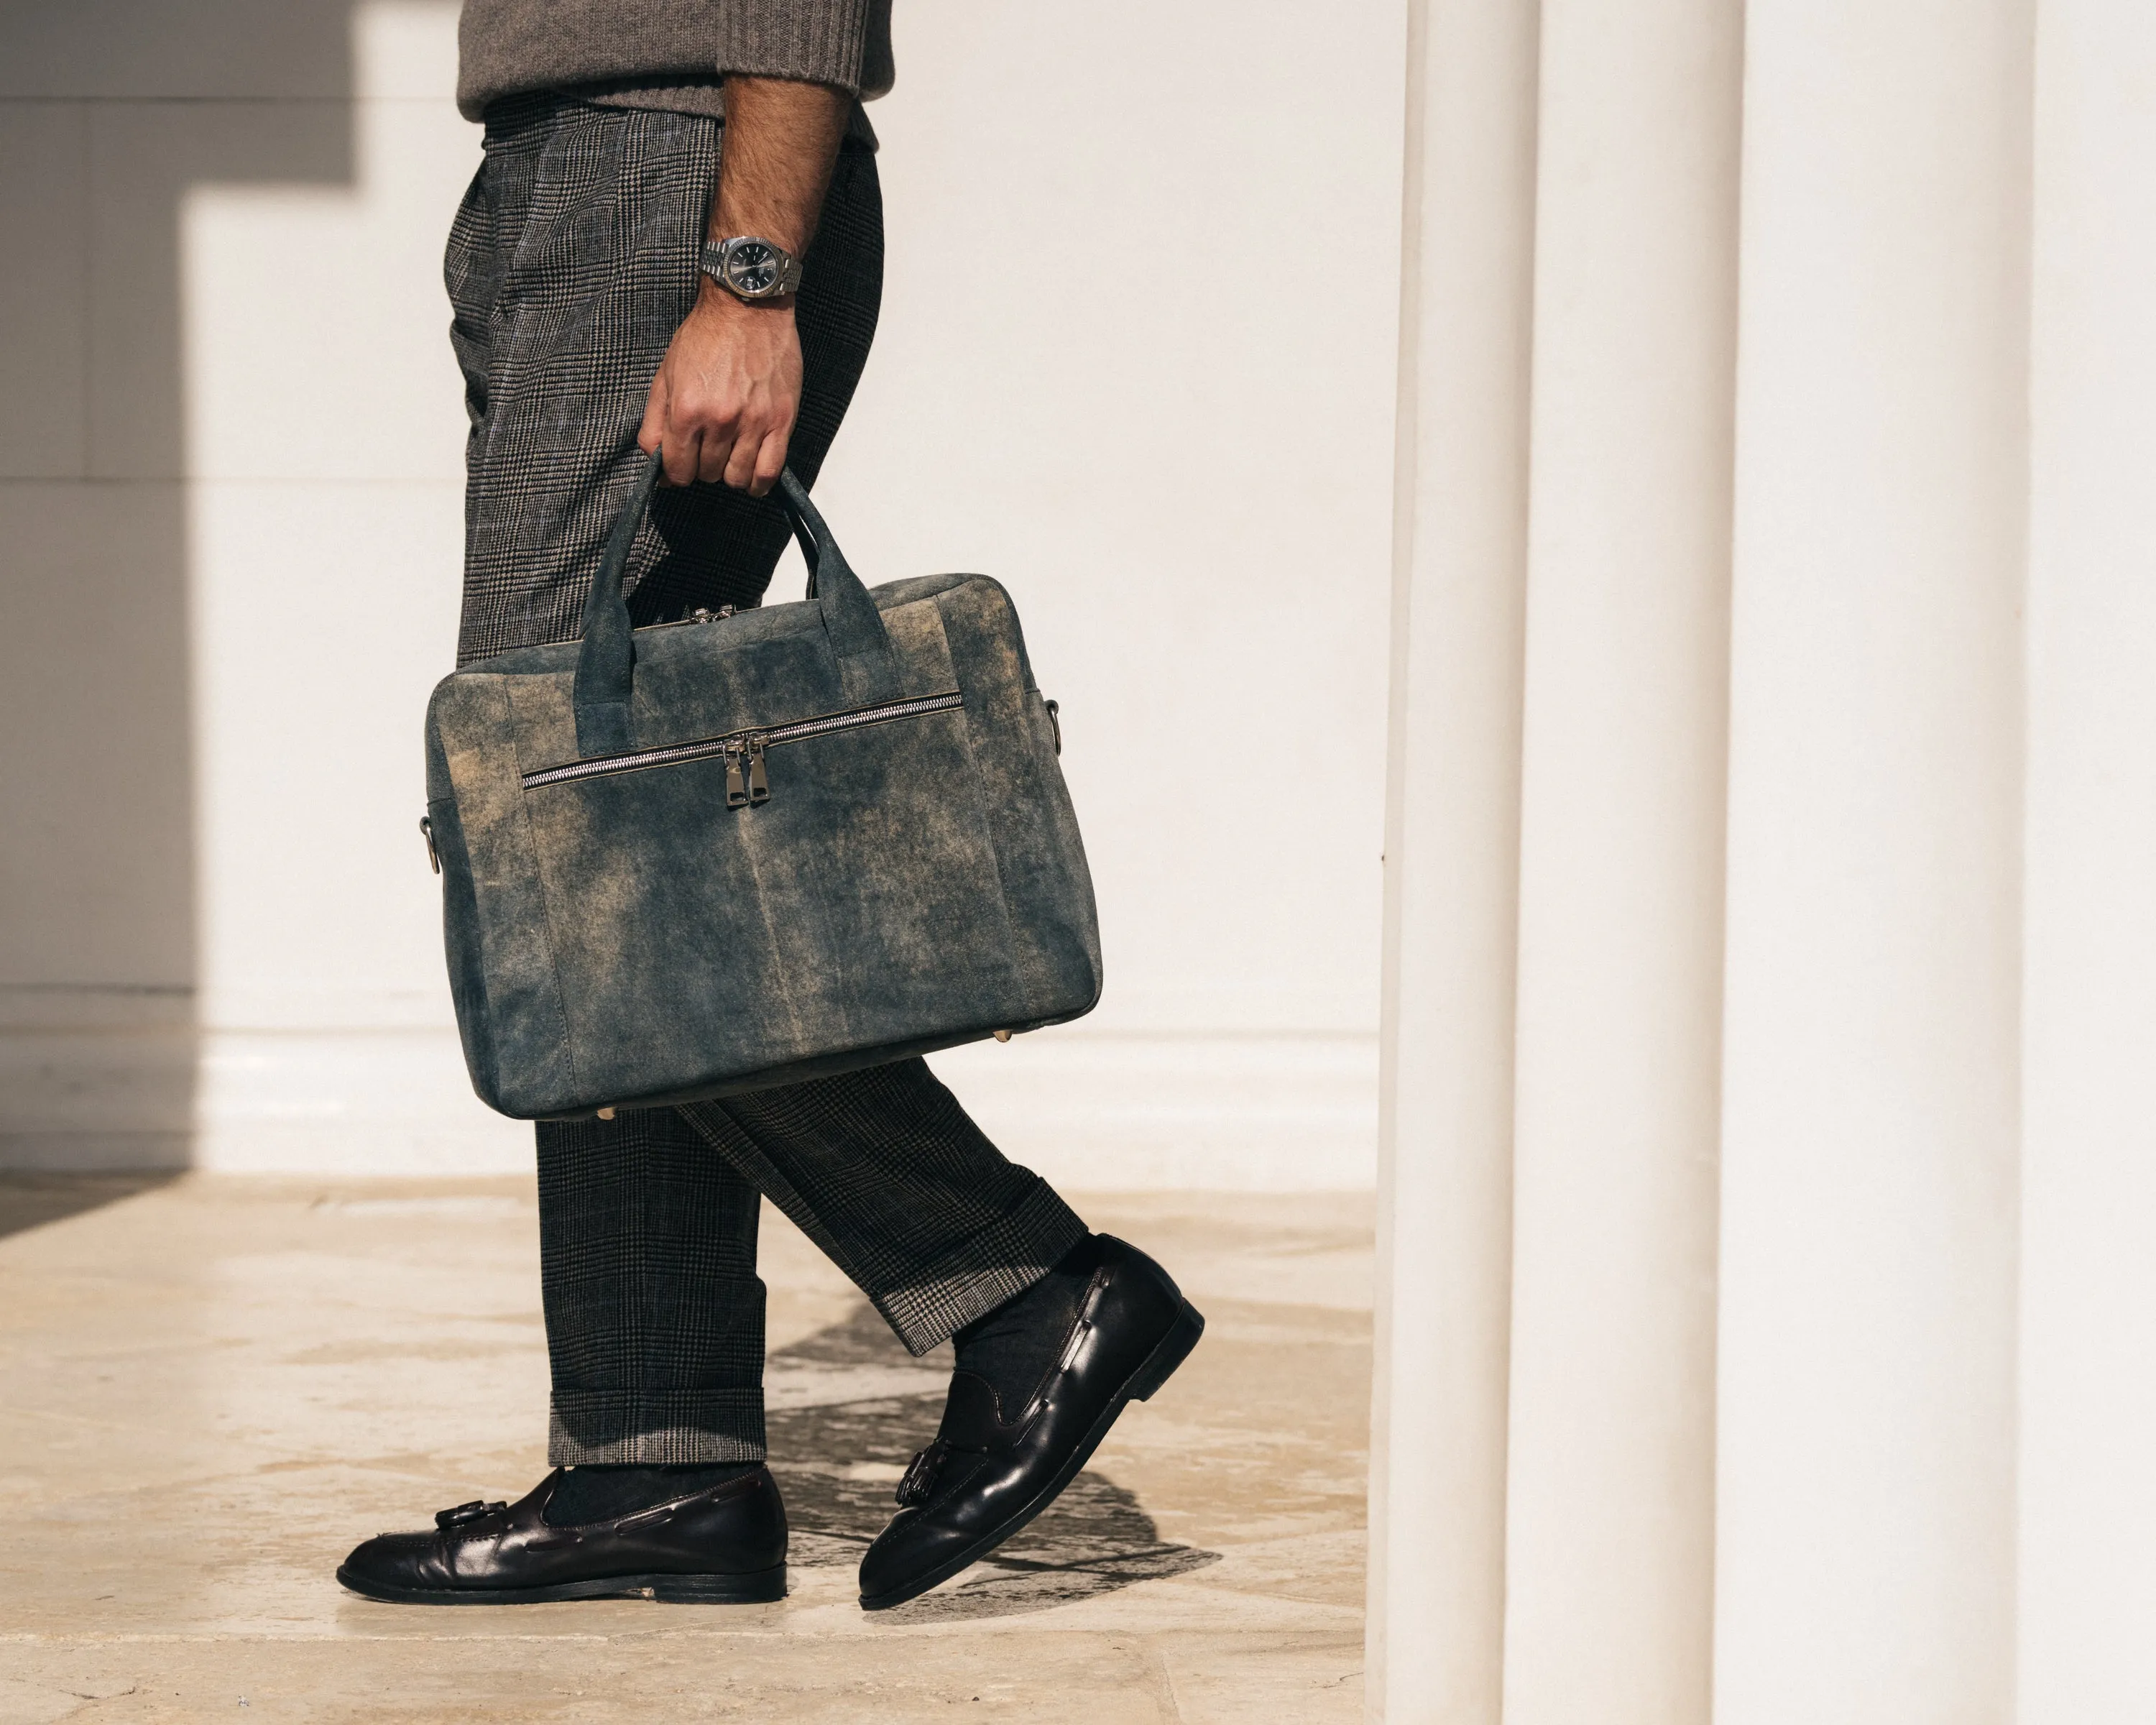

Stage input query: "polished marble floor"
[{"left": 0, "top": 1177, "right": 1370, "bottom": 1723}]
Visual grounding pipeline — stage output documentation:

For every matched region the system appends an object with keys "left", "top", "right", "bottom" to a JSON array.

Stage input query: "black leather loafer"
[
  {"left": 857, "top": 1235, "right": 1204, "bottom": 1611},
  {"left": 336, "top": 1466, "right": 787, "bottom": 1605}
]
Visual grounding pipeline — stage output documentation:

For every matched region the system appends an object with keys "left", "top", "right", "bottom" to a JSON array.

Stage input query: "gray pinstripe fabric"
[{"left": 451, "top": 94, "right": 1089, "bottom": 1466}]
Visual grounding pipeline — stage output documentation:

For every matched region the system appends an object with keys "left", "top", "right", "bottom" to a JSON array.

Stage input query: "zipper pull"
[
  {"left": 746, "top": 736, "right": 770, "bottom": 804},
  {"left": 419, "top": 814, "right": 441, "bottom": 875},
  {"left": 724, "top": 742, "right": 748, "bottom": 809}
]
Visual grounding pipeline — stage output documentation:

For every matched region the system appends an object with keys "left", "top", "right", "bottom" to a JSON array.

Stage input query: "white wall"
[{"left": 0, "top": 1, "right": 1406, "bottom": 1187}]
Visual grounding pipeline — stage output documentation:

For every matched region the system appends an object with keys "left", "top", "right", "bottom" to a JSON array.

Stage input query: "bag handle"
[{"left": 571, "top": 449, "right": 902, "bottom": 757}]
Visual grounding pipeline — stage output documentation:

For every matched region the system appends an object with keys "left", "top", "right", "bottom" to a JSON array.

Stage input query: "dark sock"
[
  {"left": 952, "top": 1233, "right": 1103, "bottom": 1419},
  {"left": 543, "top": 1463, "right": 763, "bottom": 1527}
]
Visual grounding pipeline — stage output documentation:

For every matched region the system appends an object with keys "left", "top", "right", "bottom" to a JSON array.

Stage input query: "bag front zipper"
[{"left": 520, "top": 690, "right": 965, "bottom": 803}]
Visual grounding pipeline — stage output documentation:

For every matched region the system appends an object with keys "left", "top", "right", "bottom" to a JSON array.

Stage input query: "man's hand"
[
  {"left": 637, "top": 75, "right": 850, "bottom": 498},
  {"left": 640, "top": 290, "right": 803, "bottom": 494}
]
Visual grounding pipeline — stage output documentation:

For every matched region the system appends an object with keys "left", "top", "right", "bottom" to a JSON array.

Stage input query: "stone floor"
[{"left": 0, "top": 1177, "right": 1370, "bottom": 1723}]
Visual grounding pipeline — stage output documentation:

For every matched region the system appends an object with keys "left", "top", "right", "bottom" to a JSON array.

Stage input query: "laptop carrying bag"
[{"left": 422, "top": 453, "right": 1102, "bottom": 1120}]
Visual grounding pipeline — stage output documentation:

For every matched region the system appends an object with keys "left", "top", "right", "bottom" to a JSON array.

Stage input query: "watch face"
[{"left": 727, "top": 240, "right": 780, "bottom": 295}]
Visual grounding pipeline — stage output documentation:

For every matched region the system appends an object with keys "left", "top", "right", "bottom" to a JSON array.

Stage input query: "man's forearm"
[
  {"left": 709, "top": 76, "right": 851, "bottom": 268},
  {"left": 639, "top": 75, "right": 851, "bottom": 494}
]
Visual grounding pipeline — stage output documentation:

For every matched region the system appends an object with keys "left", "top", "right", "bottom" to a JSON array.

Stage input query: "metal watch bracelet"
[{"left": 701, "top": 235, "right": 803, "bottom": 301}]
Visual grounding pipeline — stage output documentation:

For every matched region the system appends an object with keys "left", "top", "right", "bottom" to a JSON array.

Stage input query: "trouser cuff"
[
  {"left": 547, "top": 1389, "right": 766, "bottom": 1465},
  {"left": 875, "top": 1182, "right": 1091, "bottom": 1356}
]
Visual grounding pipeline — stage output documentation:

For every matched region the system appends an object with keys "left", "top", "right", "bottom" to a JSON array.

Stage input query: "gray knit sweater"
[{"left": 457, "top": 0, "right": 894, "bottom": 128}]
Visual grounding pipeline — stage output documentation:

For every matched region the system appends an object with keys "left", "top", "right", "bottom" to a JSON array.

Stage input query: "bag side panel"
[
  {"left": 430, "top": 674, "right": 581, "bottom": 1116},
  {"left": 424, "top": 788, "right": 499, "bottom": 1102},
  {"left": 931, "top": 576, "right": 1105, "bottom": 1024}
]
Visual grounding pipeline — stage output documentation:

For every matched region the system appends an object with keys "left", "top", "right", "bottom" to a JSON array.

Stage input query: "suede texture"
[{"left": 426, "top": 551, "right": 1102, "bottom": 1121}]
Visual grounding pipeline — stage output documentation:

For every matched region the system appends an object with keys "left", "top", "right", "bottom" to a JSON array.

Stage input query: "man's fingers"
[
  {"left": 637, "top": 378, "right": 667, "bottom": 461},
  {"left": 722, "top": 423, "right": 767, "bottom": 493},
  {"left": 660, "top": 423, "right": 702, "bottom": 488},
  {"left": 747, "top": 427, "right": 791, "bottom": 499},
  {"left": 696, "top": 428, "right": 737, "bottom": 487}
]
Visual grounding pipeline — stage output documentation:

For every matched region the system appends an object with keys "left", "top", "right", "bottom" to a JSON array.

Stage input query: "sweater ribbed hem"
[
  {"left": 713, "top": 0, "right": 871, "bottom": 94},
  {"left": 459, "top": 0, "right": 890, "bottom": 121},
  {"left": 570, "top": 78, "right": 881, "bottom": 148}
]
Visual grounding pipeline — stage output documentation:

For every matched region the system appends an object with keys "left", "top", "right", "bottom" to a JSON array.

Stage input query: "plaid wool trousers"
[{"left": 447, "top": 95, "right": 1089, "bottom": 1465}]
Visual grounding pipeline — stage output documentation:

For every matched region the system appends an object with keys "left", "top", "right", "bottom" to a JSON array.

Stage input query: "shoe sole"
[
  {"left": 857, "top": 1296, "right": 1206, "bottom": 1611},
  {"left": 333, "top": 1563, "right": 786, "bottom": 1606}
]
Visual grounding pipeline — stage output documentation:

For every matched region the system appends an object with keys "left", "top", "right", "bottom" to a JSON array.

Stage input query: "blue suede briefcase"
[{"left": 423, "top": 454, "right": 1102, "bottom": 1120}]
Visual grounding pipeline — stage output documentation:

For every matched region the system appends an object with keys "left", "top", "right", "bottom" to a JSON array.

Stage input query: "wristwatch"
[{"left": 701, "top": 236, "right": 803, "bottom": 301}]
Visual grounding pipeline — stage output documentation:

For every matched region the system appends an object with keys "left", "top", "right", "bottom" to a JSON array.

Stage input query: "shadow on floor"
[
  {"left": 0, "top": 1173, "right": 180, "bottom": 1243},
  {"left": 766, "top": 1301, "right": 1219, "bottom": 1622}
]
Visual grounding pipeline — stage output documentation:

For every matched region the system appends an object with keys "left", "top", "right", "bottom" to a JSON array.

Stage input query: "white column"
[
  {"left": 1498, "top": 0, "right": 1740, "bottom": 1719},
  {"left": 1713, "top": 3, "right": 2032, "bottom": 1720},
  {"left": 1367, "top": 1, "right": 1540, "bottom": 1719},
  {"left": 2017, "top": 2, "right": 2156, "bottom": 1719}
]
